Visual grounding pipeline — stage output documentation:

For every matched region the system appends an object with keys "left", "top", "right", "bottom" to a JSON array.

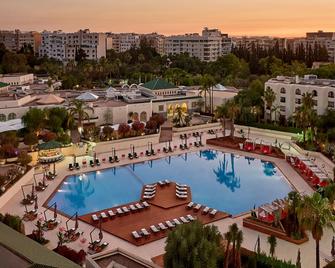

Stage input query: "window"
[
  {"left": 295, "top": 89, "right": 301, "bottom": 95},
  {"left": 329, "top": 91, "right": 334, "bottom": 98},
  {"left": 8, "top": 113, "right": 16, "bottom": 120},
  {"left": 158, "top": 105, "right": 164, "bottom": 112},
  {"left": 313, "top": 100, "right": 318, "bottom": 106},
  {"left": 0, "top": 114, "right": 6, "bottom": 122},
  {"left": 328, "top": 101, "right": 334, "bottom": 108},
  {"left": 312, "top": 90, "right": 318, "bottom": 97},
  {"left": 280, "top": 97, "right": 286, "bottom": 103},
  {"left": 295, "top": 98, "right": 301, "bottom": 104},
  {"left": 280, "top": 88, "right": 286, "bottom": 94},
  {"left": 280, "top": 106, "right": 286, "bottom": 112}
]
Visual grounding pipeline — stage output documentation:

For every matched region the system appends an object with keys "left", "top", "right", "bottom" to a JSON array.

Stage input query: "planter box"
[{"left": 243, "top": 217, "right": 308, "bottom": 245}]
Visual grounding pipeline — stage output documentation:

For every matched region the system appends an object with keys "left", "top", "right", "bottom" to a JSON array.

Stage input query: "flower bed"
[{"left": 243, "top": 217, "right": 308, "bottom": 245}]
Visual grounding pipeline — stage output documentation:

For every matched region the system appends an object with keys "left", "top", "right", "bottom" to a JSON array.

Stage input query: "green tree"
[
  {"left": 67, "top": 100, "right": 94, "bottom": 133},
  {"left": 164, "top": 221, "right": 223, "bottom": 268},
  {"left": 267, "top": 235, "right": 277, "bottom": 258},
  {"left": 262, "top": 87, "right": 276, "bottom": 121},
  {"left": 297, "top": 192, "right": 335, "bottom": 268},
  {"left": 22, "top": 108, "right": 46, "bottom": 134}
]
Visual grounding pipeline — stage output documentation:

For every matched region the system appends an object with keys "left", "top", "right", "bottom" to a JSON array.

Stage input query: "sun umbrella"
[
  {"left": 75, "top": 213, "right": 79, "bottom": 230},
  {"left": 98, "top": 219, "right": 103, "bottom": 240},
  {"left": 34, "top": 196, "right": 38, "bottom": 210},
  {"left": 331, "top": 237, "right": 335, "bottom": 257},
  {"left": 296, "top": 249, "right": 301, "bottom": 268},
  {"left": 31, "top": 184, "right": 35, "bottom": 199},
  {"left": 54, "top": 203, "right": 58, "bottom": 219}
]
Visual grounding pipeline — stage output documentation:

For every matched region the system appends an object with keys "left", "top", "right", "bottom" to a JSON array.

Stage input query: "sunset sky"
[{"left": 2, "top": 0, "right": 335, "bottom": 37}]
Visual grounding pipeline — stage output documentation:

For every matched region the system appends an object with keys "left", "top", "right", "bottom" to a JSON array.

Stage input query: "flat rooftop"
[{"left": 267, "top": 75, "right": 335, "bottom": 87}]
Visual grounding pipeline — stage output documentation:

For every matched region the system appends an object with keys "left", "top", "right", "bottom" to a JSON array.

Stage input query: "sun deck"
[{"left": 79, "top": 182, "right": 230, "bottom": 246}]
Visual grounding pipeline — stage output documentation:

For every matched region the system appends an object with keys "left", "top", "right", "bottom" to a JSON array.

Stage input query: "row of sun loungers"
[
  {"left": 143, "top": 184, "right": 156, "bottom": 199},
  {"left": 128, "top": 152, "right": 139, "bottom": 160},
  {"left": 186, "top": 202, "right": 218, "bottom": 217},
  {"left": 176, "top": 183, "right": 188, "bottom": 199},
  {"left": 109, "top": 156, "right": 120, "bottom": 163},
  {"left": 68, "top": 163, "right": 80, "bottom": 171},
  {"left": 91, "top": 202, "right": 150, "bottom": 221},
  {"left": 132, "top": 214, "right": 196, "bottom": 239},
  {"left": 145, "top": 149, "right": 156, "bottom": 156}
]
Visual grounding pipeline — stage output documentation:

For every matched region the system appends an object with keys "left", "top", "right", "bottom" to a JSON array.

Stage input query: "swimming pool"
[{"left": 48, "top": 150, "right": 292, "bottom": 216}]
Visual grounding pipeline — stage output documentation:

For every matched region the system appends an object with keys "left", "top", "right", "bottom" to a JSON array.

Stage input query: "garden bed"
[{"left": 243, "top": 217, "right": 308, "bottom": 245}]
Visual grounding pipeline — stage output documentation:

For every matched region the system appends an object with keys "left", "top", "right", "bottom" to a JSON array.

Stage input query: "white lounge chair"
[
  {"left": 176, "top": 193, "right": 187, "bottom": 199},
  {"left": 100, "top": 212, "right": 108, "bottom": 219},
  {"left": 141, "top": 228, "right": 150, "bottom": 236},
  {"left": 150, "top": 225, "right": 160, "bottom": 233},
  {"left": 122, "top": 206, "right": 130, "bottom": 213},
  {"left": 144, "top": 189, "right": 156, "bottom": 194},
  {"left": 176, "top": 189, "right": 187, "bottom": 195},
  {"left": 135, "top": 203, "right": 144, "bottom": 209},
  {"left": 210, "top": 209, "right": 218, "bottom": 217},
  {"left": 193, "top": 204, "right": 201, "bottom": 211},
  {"left": 116, "top": 208, "right": 124, "bottom": 215},
  {"left": 187, "top": 202, "right": 194, "bottom": 209},
  {"left": 202, "top": 207, "right": 210, "bottom": 214},
  {"left": 145, "top": 184, "right": 157, "bottom": 189},
  {"left": 143, "top": 194, "right": 155, "bottom": 199},
  {"left": 129, "top": 204, "right": 137, "bottom": 211},
  {"left": 164, "top": 179, "right": 170, "bottom": 184},
  {"left": 176, "top": 185, "right": 188, "bottom": 190},
  {"left": 132, "top": 231, "right": 141, "bottom": 239},
  {"left": 166, "top": 220, "right": 175, "bottom": 228},
  {"left": 176, "top": 183, "right": 187, "bottom": 187},
  {"left": 158, "top": 181, "right": 166, "bottom": 186},
  {"left": 186, "top": 214, "right": 196, "bottom": 221},
  {"left": 108, "top": 210, "right": 115, "bottom": 217},
  {"left": 158, "top": 222, "right": 168, "bottom": 230},
  {"left": 180, "top": 216, "right": 189, "bottom": 223},
  {"left": 142, "top": 201, "right": 150, "bottom": 208},
  {"left": 92, "top": 214, "right": 99, "bottom": 221},
  {"left": 173, "top": 218, "right": 182, "bottom": 225}
]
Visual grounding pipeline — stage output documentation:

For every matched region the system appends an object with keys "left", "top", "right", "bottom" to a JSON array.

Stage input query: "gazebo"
[{"left": 38, "top": 141, "right": 64, "bottom": 163}]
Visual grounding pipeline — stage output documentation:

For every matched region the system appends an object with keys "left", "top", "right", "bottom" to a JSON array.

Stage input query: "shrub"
[
  {"left": 118, "top": 123, "right": 130, "bottom": 138},
  {"left": 56, "top": 133, "right": 71, "bottom": 145},
  {"left": 0, "top": 213, "right": 24, "bottom": 233},
  {"left": 132, "top": 121, "right": 145, "bottom": 133},
  {"left": 24, "top": 132, "right": 38, "bottom": 146},
  {"left": 150, "top": 114, "right": 165, "bottom": 127},
  {"left": 54, "top": 245, "right": 86, "bottom": 265},
  {"left": 145, "top": 119, "right": 158, "bottom": 130},
  {"left": 0, "top": 144, "right": 18, "bottom": 158},
  {"left": 41, "top": 131, "right": 57, "bottom": 142},
  {"left": 17, "top": 151, "right": 32, "bottom": 166}
]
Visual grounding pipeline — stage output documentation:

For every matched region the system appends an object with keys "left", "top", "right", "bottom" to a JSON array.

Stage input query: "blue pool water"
[{"left": 48, "top": 150, "right": 292, "bottom": 216}]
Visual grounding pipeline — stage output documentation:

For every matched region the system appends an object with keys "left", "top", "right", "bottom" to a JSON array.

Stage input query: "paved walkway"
[{"left": 0, "top": 130, "right": 333, "bottom": 268}]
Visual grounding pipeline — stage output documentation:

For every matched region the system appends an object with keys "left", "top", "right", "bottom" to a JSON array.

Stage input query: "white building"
[
  {"left": 106, "top": 33, "right": 141, "bottom": 53},
  {"left": 233, "top": 36, "right": 288, "bottom": 51},
  {"left": 39, "top": 29, "right": 106, "bottom": 62},
  {"left": 265, "top": 75, "right": 335, "bottom": 120},
  {"left": 164, "top": 28, "right": 232, "bottom": 62},
  {"left": 0, "top": 73, "right": 34, "bottom": 86},
  {"left": 0, "top": 30, "right": 41, "bottom": 54}
]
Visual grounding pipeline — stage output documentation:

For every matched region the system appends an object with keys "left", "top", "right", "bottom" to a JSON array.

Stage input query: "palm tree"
[
  {"left": 68, "top": 100, "right": 94, "bottom": 133},
  {"left": 199, "top": 74, "right": 215, "bottom": 113},
  {"left": 286, "top": 191, "right": 302, "bottom": 237},
  {"left": 224, "top": 231, "right": 232, "bottom": 268},
  {"left": 173, "top": 106, "right": 188, "bottom": 127},
  {"left": 297, "top": 192, "right": 335, "bottom": 268},
  {"left": 267, "top": 235, "right": 277, "bottom": 258},
  {"left": 226, "top": 100, "right": 240, "bottom": 138},
  {"left": 235, "top": 230, "right": 243, "bottom": 268},
  {"left": 262, "top": 87, "right": 276, "bottom": 121}
]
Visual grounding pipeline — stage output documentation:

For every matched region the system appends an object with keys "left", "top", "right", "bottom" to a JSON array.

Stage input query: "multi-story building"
[
  {"left": 265, "top": 75, "right": 335, "bottom": 120},
  {"left": 164, "top": 27, "right": 232, "bottom": 62},
  {"left": 106, "top": 33, "right": 141, "bottom": 53},
  {"left": 0, "top": 30, "right": 41, "bottom": 54},
  {"left": 232, "top": 36, "right": 288, "bottom": 51},
  {"left": 292, "top": 31, "right": 335, "bottom": 63},
  {"left": 39, "top": 29, "right": 106, "bottom": 62}
]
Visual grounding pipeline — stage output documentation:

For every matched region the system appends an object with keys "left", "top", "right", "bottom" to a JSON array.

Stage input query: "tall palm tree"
[
  {"left": 172, "top": 106, "right": 188, "bottom": 127},
  {"left": 199, "top": 74, "right": 215, "bottom": 113},
  {"left": 267, "top": 235, "right": 277, "bottom": 258},
  {"left": 295, "top": 92, "right": 317, "bottom": 143},
  {"left": 68, "top": 100, "right": 94, "bottom": 133},
  {"left": 262, "top": 87, "right": 276, "bottom": 121},
  {"left": 297, "top": 192, "right": 335, "bottom": 268},
  {"left": 235, "top": 230, "right": 243, "bottom": 268},
  {"left": 226, "top": 100, "right": 240, "bottom": 138}
]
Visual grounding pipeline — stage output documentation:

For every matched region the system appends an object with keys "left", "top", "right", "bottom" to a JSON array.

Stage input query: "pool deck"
[
  {"left": 79, "top": 182, "right": 230, "bottom": 246},
  {"left": 1, "top": 128, "right": 332, "bottom": 268}
]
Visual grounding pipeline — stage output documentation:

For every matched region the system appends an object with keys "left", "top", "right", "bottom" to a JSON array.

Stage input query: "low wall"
[
  {"left": 94, "top": 134, "right": 160, "bottom": 154},
  {"left": 0, "top": 167, "right": 34, "bottom": 210}
]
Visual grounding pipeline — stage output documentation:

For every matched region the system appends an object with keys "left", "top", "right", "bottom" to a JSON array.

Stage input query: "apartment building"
[
  {"left": 164, "top": 28, "right": 232, "bottom": 62},
  {"left": 292, "top": 31, "right": 335, "bottom": 63},
  {"left": 232, "top": 36, "right": 288, "bottom": 51},
  {"left": 265, "top": 75, "right": 335, "bottom": 120},
  {"left": 39, "top": 29, "right": 106, "bottom": 62},
  {"left": 0, "top": 30, "right": 41, "bottom": 54},
  {"left": 106, "top": 33, "right": 141, "bottom": 52}
]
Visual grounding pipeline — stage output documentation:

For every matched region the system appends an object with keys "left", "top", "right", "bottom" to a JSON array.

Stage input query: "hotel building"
[
  {"left": 0, "top": 30, "right": 41, "bottom": 54},
  {"left": 265, "top": 75, "right": 335, "bottom": 120}
]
